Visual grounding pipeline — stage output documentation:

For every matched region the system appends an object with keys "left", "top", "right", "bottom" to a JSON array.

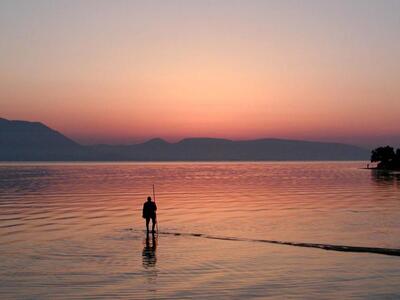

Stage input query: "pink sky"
[{"left": 1, "top": 1, "right": 399, "bottom": 147}]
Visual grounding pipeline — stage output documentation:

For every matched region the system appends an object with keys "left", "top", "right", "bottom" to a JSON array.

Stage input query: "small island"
[{"left": 370, "top": 146, "right": 400, "bottom": 171}]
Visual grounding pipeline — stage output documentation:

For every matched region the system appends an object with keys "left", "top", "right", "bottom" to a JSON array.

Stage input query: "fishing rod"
[{"left": 153, "top": 184, "right": 159, "bottom": 233}]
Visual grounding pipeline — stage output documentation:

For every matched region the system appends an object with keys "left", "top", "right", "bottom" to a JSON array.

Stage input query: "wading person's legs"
[
  {"left": 151, "top": 216, "right": 156, "bottom": 233},
  {"left": 146, "top": 217, "right": 150, "bottom": 232}
]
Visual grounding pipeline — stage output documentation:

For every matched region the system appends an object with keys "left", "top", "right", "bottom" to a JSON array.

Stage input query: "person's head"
[{"left": 147, "top": 196, "right": 152, "bottom": 202}]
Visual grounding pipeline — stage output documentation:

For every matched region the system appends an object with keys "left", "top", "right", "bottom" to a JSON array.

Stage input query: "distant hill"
[
  {"left": 89, "top": 137, "right": 369, "bottom": 161},
  {"left": 0, "top": 117, "right": 370, "bottom": 161},
  {"left": 0, "top": 118, "right": 85, "bottom": 160}
]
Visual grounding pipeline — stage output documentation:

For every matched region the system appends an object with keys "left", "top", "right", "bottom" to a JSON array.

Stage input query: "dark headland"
[
  {"left": 0, "top": 117, "right": 369, "bottom": 161},
  {"left": 370, "top": 146, "right": 400, "bottom": 171}
]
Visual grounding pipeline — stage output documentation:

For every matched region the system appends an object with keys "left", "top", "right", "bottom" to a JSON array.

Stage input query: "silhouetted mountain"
[
  {"left": 87, "top": 137, "right": 369, "bottom": 161},
  {"left": 0, "top": 118, "right": 370, "bottom": 161},
  {"left": 0, "top": 118, "right": 85, "bottom": 160},
  {"left": 143, "top": 138, "right": 169, "bottom": 146}
]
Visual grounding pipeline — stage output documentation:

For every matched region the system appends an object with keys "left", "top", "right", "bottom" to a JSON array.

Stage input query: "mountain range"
[{"left": 0, "top": 117, "right": 370, "bottom": 161}]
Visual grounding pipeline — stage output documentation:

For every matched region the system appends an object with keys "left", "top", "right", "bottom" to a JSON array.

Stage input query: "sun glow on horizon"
[{"left": 1, "top": 1, "right": 399, "bottom": 147}]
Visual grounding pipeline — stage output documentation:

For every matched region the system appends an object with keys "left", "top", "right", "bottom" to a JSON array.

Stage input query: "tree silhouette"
[{"left": 371, "top": 145, "right": 400, "bottom": 170}]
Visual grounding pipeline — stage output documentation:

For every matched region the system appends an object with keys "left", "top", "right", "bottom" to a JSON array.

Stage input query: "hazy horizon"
[
  {"left": 1, "top": 115, "right": 398, "bottom": 149},
  {"left": 67, "top": 132, "right": 400, "bottom": 149},
  {"left": 1, "top": 0, "right": 399, "bottom": 148}
]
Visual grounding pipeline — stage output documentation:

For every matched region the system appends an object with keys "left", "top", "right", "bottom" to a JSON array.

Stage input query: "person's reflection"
[
  {"left": 142, "top": 232, "right": 158, "bottom": 290},
  {"left": 142, "top": 232, "right": 157, "bottom": 269}
]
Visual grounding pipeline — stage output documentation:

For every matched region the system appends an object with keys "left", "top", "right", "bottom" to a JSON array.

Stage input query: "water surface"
[{"left": 0, "top": 162, "right": 399, "bottom": 299}]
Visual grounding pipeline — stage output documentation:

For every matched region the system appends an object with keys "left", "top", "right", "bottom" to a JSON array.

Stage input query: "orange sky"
[{"left": 1, "top": 1, "right": 399, "bottom": 147}]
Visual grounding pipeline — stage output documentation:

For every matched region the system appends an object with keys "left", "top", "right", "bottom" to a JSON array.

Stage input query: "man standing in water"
[{"left": 142, "top": 196, "right": 157, "bottom": 233}]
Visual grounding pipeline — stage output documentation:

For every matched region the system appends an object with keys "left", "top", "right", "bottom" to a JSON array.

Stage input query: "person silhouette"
[{"left": 142, "top": 196, "right": 157, "bottom": 233}]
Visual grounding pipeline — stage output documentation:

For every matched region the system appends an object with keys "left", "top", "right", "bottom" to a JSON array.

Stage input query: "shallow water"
[{"left": 0, "top": 162, "right": 399, "bottom": 299}]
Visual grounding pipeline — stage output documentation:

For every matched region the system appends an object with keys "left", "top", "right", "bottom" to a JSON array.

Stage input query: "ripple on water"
[{"left": 0, "top": 162, "right": 400, "bottom": 299}]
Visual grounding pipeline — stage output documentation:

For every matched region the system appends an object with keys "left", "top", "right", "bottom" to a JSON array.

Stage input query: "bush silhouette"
[{"left": 371, "top": 145, "right": 400, "bottom": 170}]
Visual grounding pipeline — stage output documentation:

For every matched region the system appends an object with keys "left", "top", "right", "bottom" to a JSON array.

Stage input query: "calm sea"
[{"left": 0, "top": 162, "right": 399, "bottom": 299}]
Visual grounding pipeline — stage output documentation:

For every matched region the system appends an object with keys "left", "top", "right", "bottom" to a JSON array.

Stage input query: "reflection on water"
[
  {"left": 0, "top": 162, "right": 400, "bottom": 299},
  {"left": 371, "top": 169, "right": 400, "bottom": 187},
  {"left": 142, "top": 233, "right": 157, "bottom": 268},
  {"left": 142, "top": 233, "right": 158, "bottom": 293}
]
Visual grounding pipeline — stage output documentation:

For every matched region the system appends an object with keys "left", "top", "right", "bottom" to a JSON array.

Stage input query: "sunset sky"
[{"left": 1, "top": 0, "right": 399, "bottom": 147}]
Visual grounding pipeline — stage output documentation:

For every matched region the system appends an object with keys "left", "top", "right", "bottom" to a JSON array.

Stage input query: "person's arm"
[
  {"left": 154, "top": 203, "right": 157, "bottom": 211},
  {"left": 142, "top": 203, "right": 146, "bottom": 218}
]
